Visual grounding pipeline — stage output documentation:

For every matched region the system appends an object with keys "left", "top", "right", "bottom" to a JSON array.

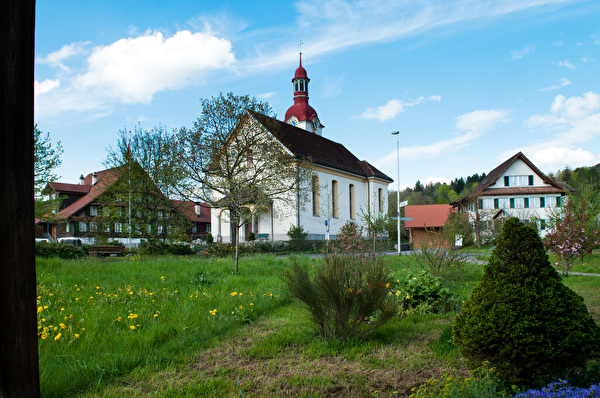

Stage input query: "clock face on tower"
[
  {"left": 288, "top": 116, "right": 299, "bottom": 127},
  {"left": 310, "top": 117, "right": 319, "bottom": 132}
]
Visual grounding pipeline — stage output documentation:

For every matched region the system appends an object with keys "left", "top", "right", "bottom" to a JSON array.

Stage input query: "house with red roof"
[
  {"left": 38, "top": 163, "right": 210, "bottom": 246},
  {"left": 451, "top": 152, "right": 573, "bottom": 242},
  {"left": 404, "top": 204, "right": 454, "bottom": 248},
  {"left": 212, "top": 54, "right": 393, "bottom": 242}
]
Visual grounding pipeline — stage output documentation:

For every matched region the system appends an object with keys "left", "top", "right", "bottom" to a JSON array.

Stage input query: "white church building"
[{"left": 211, "top": 55, "right": 393, "bottom": 242}]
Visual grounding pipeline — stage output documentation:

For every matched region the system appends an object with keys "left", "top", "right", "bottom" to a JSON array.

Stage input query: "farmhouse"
[
  {"left": 212, "top": 55, "right": 393, "bottom": 242},
  {"left": 451, "top": 151, "right": 573, "bottom": 241}
]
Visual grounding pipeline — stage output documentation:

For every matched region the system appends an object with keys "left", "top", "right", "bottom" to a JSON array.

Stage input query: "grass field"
[{"left": 36, "top": 252, "right": 600, "bottom": 397}]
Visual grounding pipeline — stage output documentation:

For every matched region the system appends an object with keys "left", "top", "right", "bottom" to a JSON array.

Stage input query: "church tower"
[{"left": 284, "top": 53, "right": 324, "bottom": 136}]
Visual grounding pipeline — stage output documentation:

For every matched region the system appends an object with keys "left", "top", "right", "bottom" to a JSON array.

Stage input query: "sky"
[{"left": 35, "top": 0, "right": 600, "bottom": 191}]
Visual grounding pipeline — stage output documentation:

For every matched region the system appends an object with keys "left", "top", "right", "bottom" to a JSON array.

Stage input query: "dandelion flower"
[
  {"left": 130, "top": 325, "right": 136, "bottom": 330},
  {"left": 54, "top": 333, "right": 61, "bottom": 341},
  {"left": 230, "top": 292, "right": 237, "bottom": 296}
]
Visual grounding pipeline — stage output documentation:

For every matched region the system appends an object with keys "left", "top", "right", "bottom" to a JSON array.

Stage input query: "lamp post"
[{"left": 392, "top": 131, "right": 400, "bottom": 255}]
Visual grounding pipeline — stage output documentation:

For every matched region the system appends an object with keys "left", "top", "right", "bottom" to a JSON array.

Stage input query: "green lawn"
[{"left": 36, "top": 253, "right": 600, "bottom": 398}]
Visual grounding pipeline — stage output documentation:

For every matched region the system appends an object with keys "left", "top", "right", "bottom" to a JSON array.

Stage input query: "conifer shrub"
[{"left": 453, "top": 217, "right": 600, "bottom": 387}]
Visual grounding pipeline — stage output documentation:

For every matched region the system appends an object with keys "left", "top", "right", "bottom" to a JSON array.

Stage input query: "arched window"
[
  {"left": 378, "top": 188, "right": 383, "bottom": 212},
  {"left": 332, "top": 180, "right": 339, "bottom": 218},
  {"left": 312, "top": 176, "right": 320, "bottom": 216},
  {"left": 349, "top": 184, "right": 355, "bottom": 219}
]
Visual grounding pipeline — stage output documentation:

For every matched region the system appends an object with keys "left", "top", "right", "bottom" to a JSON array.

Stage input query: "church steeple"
[{"left": 285, "top": 52, "right": 323, "bottom": 136}]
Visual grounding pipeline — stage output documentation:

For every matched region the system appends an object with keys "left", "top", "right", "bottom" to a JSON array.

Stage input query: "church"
[{"left": 211, "top": 54, "right": 393, "bottom": 242}]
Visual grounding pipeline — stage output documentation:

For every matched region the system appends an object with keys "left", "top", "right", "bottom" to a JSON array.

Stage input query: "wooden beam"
[{"left": 0, "top": 1, "right": 40, "bottom": 397}]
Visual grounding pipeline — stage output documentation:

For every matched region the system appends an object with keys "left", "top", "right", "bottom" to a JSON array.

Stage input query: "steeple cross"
[{"left": 297, "top": 40, "right": 303, "bottom": 54}]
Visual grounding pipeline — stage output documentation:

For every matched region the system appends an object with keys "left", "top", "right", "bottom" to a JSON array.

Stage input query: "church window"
[
  {"left": 332, "top": 180, "right": 339, "bottom": 218},
  {"left": 312, "top": 176, "right": 320, "bottom": 216},
  {"left": 349, "top": 184, "right": 355, "bottom": 219},
  {"left": 378, "top": 188, "right": 383, "bottom": 212}
]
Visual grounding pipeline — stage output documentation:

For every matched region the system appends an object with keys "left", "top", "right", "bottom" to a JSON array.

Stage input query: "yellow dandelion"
[
  {"left": 74, "top": 334, "right": 80, "bottom": 339},
  {"left": 37, "top": 306, "right": 43, "bottom": 313},
  {"left": 230, "top": 292, "right": 237, "bottom": 296},
  {"left": 59, "top": 323, "right": 66, "bottom": 329},
  {"left": 117, "top": 317, "right": 122, "bottom": 322},
  {"left": 395, "top": 291, "right": 401, "bottom": 296},
  {"left": 54, "top": 333, "right": 61, "bottom": 340},
  {"left": 129, "top": 325, "right": 136, "bottom": 330}
]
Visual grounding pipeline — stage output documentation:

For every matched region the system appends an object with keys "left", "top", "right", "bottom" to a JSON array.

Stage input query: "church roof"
[
  {"left": 293, "top": 54, "right": 309, "bottom": 80},
  {"left": 248, "top": 110, "right": 393, "bottom": 182}
]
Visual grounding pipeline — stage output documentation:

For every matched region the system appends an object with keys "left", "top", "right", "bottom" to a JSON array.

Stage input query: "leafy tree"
[
  {"left": 454, "top": 218, "right": 600, "bottom": 387},
  {"left": 35, "top": 125, "right": 63, "bottom": 220},
  {"left": 176, "top": 92, "right": 312, "bottom": 272},
  {"left": 104, "top": 127, "right": 190, "bottom": 246},
  {"left": 359, "top": 202, "right": 388, "bottom": 253}
]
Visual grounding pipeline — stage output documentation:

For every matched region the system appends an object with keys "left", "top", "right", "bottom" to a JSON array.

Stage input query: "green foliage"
[
  {"left": 393, "top": 270, "right": 460, "bottom": 314},
  {"left": 410, "top": 363, "right": 513, "bottom": 398},
  {"left": 247, "top": 231, "right": 256, "bottom": 241},
  {"left": 453, "top": 218, "right": 600, "bottom": 387},
  {"left": 287, "top": 224, "right": 308, "bottom": 241},
  {"left": 281, "top": 224, "right": 396, "bottom": 340},
  {"left": 412, "top": 235, "right": 467, "bottom": 279},
  {"left": 205, "top": 232, "right": 214, "bottom": 244},
  {"left": 36, "top": 241, "right": 87, "bottom": 259},
  {"left": 138, "top": 242, "right": 194, "bottom": 255}
]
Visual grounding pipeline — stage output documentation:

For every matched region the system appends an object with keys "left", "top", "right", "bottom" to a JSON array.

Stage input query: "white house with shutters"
[{"left": 451, "top": 151, "right": 573, "bottom": 238}]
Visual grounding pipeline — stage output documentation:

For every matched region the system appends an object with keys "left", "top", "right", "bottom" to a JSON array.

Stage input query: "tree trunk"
[{"left": 1, "top": 1, "right": 40, "bottom": 396}]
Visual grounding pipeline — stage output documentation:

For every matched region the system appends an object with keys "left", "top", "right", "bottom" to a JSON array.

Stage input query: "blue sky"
[{"left": 35, "top": 0, "right": 600, "bottom": 190}]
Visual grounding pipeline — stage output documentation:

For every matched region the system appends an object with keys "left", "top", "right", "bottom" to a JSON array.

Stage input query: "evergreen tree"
[{"left": 453, "top": 218, "right": 600, "bottom": 387}]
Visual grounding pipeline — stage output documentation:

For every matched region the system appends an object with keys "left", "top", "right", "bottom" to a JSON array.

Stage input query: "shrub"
[
  {"left": 205, "top": 233, "right": 214, "bottom": 244},
  {"left": 453, "top": 218, "right": 600, "bottom": 387},
  {"left": 36, "top": 241, "right": 87, "bottom": 259},
  {"left": 247, "top": 231, "right": 256, "bottom": 242},
  {"left": 410, "top": 363, "right": 512, "bottom": 398},
  {"left": 412, "top": 235, "right": 467, "bottom": 279},
  {"left": 281, "top": 224, "right": 396, "bottom": 340},
  {"left": 287, "top": 224, "right": 308, "bottom": 241},
  {"left": 393, "top": 270, "right": 460, "bottom": 315},
  {"left": 138, "top": 242, "right": 193, "bottom": 255}
]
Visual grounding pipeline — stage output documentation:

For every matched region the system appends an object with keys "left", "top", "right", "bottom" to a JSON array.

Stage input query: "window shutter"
[
  {"left": 504, "top": 176, "right": 509, "bottom": 186},
  {"left": 494, "top": 198, "right": 499, "bottom": 209},
  {"left": 86, "top": 206, "right": 90, "bottom": 216},
  {"left": 540, "top": 197, "right": 545, "bottom": 208},
  {"left": 479, "top": 199, "right": 483, "bottom": 209},
  {"left": 524, "top": 198, "right": 529, "bottom": 208},
  {"left": 528, "top": 175, "right": 534, "bottom": 186},
  {"left": 556, "top": 196, "right": 562, "bottom": 207},
  {"left": 510, "top": 198, "right": 515, "bottom": 208}
]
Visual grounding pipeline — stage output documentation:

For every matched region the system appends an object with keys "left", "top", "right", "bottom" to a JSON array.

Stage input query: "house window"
[
  {"left": 65, "top": 223, "right": 71, "bottom": 233},
  {"left": 546, "top": 197, "right": 556, "bottom": 208},
  {"left": 157, "top": 210, "right": 163, "bottom": 219},
  {"left": 349, "top": 184, "right": 355, "bottom": 219},
  {"left": 114, "top": 223, "right": 123, "bottom": 233},
  {"left": 481, "top": 198, "right": 493, "bottom": 209},
  {"left": 504, "top": 175, "right": 533, "bottom": 187},
  {"left": 104, "top": 224, "right": 111, "bottom": 233},
  {"left": 513, "top": 198, "right": 526, "bottom": 208},
  {"left": 378, "top": 188, "right": 383, "bottom": 213},
  {"left": 530, "top": 197, "right": 540, "bottom": 208},
  {"left": 312, "top": 176, "right": 320, "bottom": 216},
  {"left": 89, "top": 222, "right": 98, "bottom": 232},
  {"left": 332, "top": 180, "right": 339, "bottom": 218},
  {"left": 79, "top": 222, "right": 87, "bottom": 232},
  {"left": 158, "top": 225, "right": 163, "bottom": 234},
  {"left": 205, "top": 224, "right": 211, "bottom": 232},
  {"left": 89, "top": 206, "right": 98, "bottom": 216},
  {"left": 497, "top": 198, "right": 510, "bottom": 209}
]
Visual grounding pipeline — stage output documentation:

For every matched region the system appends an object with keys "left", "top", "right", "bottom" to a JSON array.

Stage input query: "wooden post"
[{"left": 1, "top": 1, "right": 40, "bottom": 397}]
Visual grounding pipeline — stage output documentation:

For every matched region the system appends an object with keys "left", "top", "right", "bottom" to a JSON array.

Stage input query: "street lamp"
[{"left": 392, "top": 131, "right": 400, "bottom": 255}]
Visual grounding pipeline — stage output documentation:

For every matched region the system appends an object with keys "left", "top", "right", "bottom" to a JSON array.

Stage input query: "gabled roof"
[
  {"left": 53, "top": 166, "right": 127, "bottom": 220},
  {"left": 171, "top": 200, "right": 211, "bottom": 224},
  {"left": 47, "top": 182, "right": 91, "bottom": 195},
  {"left": 248, "top": 110, "right": 393, "bottom": 182},
  {"left": 405, "top": 204, "right": 453, "bottom": 229},
  {"left": 453, "top": 152, "right": 573, "bottom": 204}
]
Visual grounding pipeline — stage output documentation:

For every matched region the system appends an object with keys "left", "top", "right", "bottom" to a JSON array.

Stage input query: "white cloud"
[
  {"left": 538, "top": 77, "right": 571, "bottom": 92},
  {"left": 34, "top": 79, "right": 60, "bottom": 97},
  {"left": 558, "top": 59, "right": 576, "bottom": 70},
  {"left": 376, "top": 109, "right": 509, "bottom": 168},
  {"left": 504, "top": 92, "right": 600, "bottom": 172},
  {"left": 511, "top": 45, "right": 534, "bottom": 60},
  {"left": 358, "top": 96, "right": 441, "bottom": 122},
  {"left": 35, "top": 30, "right": 236, "bottom": 117},
  {"left": 76, "top": 30, "right": 236, "bottom": 104},
  {"left": 322, "top": 75, "right": 344, "bottom": 98},
  {"left": 256, "top": 92, "right": 276, "bottom": 100},
  {"left": 38, "top": 42, "right": 90, "bottom": 71}
]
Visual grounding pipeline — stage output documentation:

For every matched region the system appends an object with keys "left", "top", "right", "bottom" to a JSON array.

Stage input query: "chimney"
[
  {"left": 195, "top": 203, "right": 201, "bottom": 216},
  {"left": 92, "top": 172, "right": 97, "bottom": 186},
  {"left": 79, "top": 174, "right": 85, "bottom": 185}
]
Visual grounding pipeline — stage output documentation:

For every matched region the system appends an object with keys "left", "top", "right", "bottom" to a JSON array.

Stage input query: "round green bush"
[{"left": 453, "top": 217, "right": 600, "bottom": 387}]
